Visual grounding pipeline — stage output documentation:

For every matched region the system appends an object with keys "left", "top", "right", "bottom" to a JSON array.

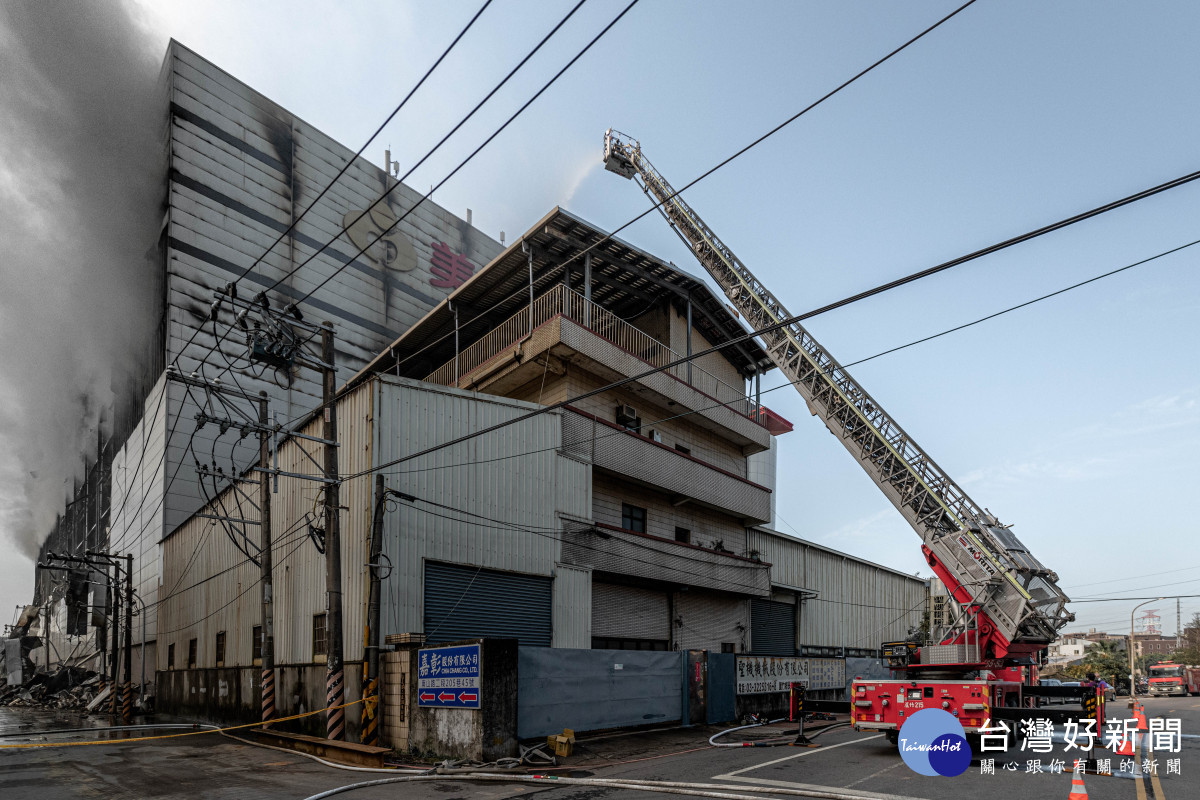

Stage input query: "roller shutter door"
[
  {"left": 592, "top": 583, "right": 669, "bottom": 640},
  {"left": 751, "top": 598, "right": 796, "bottom": 656},
  {"left": 675, "top": 591, "right": 749, "bottom": 652},
  {"left": 424, "top": 562, "right": 552, "bottom": 646}
]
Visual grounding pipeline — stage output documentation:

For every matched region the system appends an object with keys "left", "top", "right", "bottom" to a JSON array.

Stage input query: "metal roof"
[{"left": 350, "top": 207, "right": 774, "bottom": 386}]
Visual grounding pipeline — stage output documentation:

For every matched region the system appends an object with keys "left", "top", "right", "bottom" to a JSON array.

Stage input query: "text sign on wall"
[
  {"left": 736, "top": 656, "right": 848, "bottom": 694},
  {"left": 417, "top": 643, "right": 481, "bottom": 708},
  {"left": 806, "top": 658, "right": 846, "bottom": 691},
  {"left": 736, "top": 656, "right": 809, "bottom": 695}
]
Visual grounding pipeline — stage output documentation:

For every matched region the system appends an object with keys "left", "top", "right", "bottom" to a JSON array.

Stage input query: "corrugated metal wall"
[
  {"left": 157, "top": 381, "right": 374, "bottom": 670},
  {"left": 108, "top": 376, "right": 167, "bottom": 648},
  {"left": 373, "top": 376, "right": 591, "bottom": 642},
  {"left": 159, "top": 41, "right": 501, "bottom": 533},
  {"left": 552, "top": 565, "right": 591, "bottom": 648},
  {"left": 747, "top": 529, "right": 927, "bottom": 651}
]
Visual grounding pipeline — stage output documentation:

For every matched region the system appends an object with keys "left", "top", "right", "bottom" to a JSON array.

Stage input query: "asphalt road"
[{"left": 1, "top": 695, "right": 1196, "bottom": 800}]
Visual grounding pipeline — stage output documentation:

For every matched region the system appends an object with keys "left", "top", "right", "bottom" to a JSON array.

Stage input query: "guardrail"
[{"left": 425, "top": 285, "right": 756, "bottom": 418}]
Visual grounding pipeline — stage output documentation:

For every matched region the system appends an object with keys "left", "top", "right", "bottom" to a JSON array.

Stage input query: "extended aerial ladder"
[{"left": 602, "top": 129, "right": 1073, "bottom": 670}]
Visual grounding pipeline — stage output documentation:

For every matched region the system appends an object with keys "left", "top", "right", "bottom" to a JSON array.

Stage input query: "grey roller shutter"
[
  {"left": 751, "top": 598, "right": 796, "bottom": 656},
  {"left": 592, "top": 583, "right": 669, "bottom": 640},
  {"left": 424, "top": 562, "right": 552, "bottom": 646},
  {"left": 675, "top": 591, "right": 749, "bottom": 652}
]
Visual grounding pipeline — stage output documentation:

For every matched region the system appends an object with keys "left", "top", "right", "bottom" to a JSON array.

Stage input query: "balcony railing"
[{"left": 425, "top": 285, "right": 757, "bottom": 419}]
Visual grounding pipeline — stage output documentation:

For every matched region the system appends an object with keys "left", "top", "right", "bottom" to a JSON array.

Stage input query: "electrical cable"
[
  {"left": 167, "top": 0, "right": 494, "bottom": 368},
  {"left": 178, "top": 0, "right": 600, "bottom": 379},
  {"left": 551, "top": 0, "right": 980, "bottom": 280},
  {"left": 274, "top": 0, "right": 638, "bottom": 309},
  {"left": 348, "top": 232, "right": 1198, "bottom": 487}
]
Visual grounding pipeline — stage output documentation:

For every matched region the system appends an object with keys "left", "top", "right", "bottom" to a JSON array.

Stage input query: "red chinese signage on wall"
[{"left": 430, "top": 241, "right": 475, "bottom": 289}]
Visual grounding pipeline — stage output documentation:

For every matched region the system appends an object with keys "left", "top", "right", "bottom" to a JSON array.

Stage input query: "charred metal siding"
[
  {"left": 160, "top": 41, "right": 500, "bottom": 533},
  {"left": 373, "top": 376, "right": 591, "bottom": 643},
  {"left": 108, "top": 376, "right": 168, "bottom": 648},
  {"left": 747, "top": 529, "right": 927, "bottom": 652}
]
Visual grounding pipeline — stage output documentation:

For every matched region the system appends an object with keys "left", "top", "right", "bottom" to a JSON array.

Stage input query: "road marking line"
[
  {"left": 1134, "top": 732, "right": 1148, "bottom": 800},
  {"left": 712, "top": 735, "right": 883, "bottom": 779},
  {"left": 844, "top": 760, "right": 906, "bottom": 789},
  {"left": 714, "top": 775, "right": 919, "bottom": 800}
]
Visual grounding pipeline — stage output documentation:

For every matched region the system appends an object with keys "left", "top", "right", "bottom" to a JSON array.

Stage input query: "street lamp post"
[{"left": 1130, "top": 597, "right": 1164, "bottom": 705}]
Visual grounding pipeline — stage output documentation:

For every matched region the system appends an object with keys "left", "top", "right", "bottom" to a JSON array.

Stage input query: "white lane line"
[
  {"left": 715, "top": 775, "right": 920, "bottom": 800},
  {"left": 712, "top": 735, "right": 884, "bottom": 779},
  {"left": 843, "top": 760, "right": 906, "bottom": 789}
]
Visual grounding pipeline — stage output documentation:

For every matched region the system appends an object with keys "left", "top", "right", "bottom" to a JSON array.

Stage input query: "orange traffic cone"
[
  {"left": 1067, "top": 771, "right": 1089, "bottom": 799},
  {"left": 1115, "top": 733, "right": 1135, "bottom": 757},
  {"left": 1134, "top": 703, "right": 1148, "bottom": 731}
]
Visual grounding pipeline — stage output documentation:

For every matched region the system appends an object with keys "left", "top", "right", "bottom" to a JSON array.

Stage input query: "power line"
[
  {"left": 360, "top": 0, "right": 981, "bottom": 385},
  {"left": 371, "top": 231, "right": 1194, "bottom": 482},
  {"left": 343, "top": 227, "right": 1198, "bottom": 485},
  {"left": 838, "top": 236, "right": 1200, "bottom": 369},
  {"left": 274, "top": 0, "right": 638, "bottom": 314},
  {"left": 176, "top": 0, "right": 628, "bottom": 445},
  {"left": 168, "top": 0, "right": 494, "bottom": 368},
  {"left": 552, "top": 0, "right": 981, "bottom": 278}
]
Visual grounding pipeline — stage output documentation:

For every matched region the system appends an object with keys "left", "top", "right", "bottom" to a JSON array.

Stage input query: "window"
[
  {"left": 621, "top": 503, "right": 646, "bottom": 533},
  {"left": 252, "top": 625, "right": 263, "bottom": 664},
  {"left": 675, "top": 527, "right": 691, "bottom": 544},
  {"left": 674, "top": 444, "right": 690, "bottom": 456},
  {"left": 313, "top": 613, "right": 328, "bottom": 660},
  {"left": 721, "top": 642, "right": 736, "bottom": 654},
  {"left": 167, "top": 643, "right": 175, "bottom": 670},
  {"left": 215, "top": 631, "right": 226, "bottom": 667},
  {"left": 187, "top": 638, "right": 197, "bottom": 669}
]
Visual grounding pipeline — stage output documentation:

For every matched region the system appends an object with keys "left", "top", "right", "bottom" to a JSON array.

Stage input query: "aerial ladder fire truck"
[{"left": 602, "top": 129, "right": 1090, "bottom": 744}]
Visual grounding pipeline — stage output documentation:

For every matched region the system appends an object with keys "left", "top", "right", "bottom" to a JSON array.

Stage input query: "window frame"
[
  {"left": 312, "top": 613, "right": 328, "bottom": 662},
  {"left": 621, "top": 503, "right": 647, "bottom": 534}
]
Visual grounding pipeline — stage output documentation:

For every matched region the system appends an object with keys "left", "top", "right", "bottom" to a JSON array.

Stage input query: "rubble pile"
[{"left": 0, "top": 667, "right": 108, "bottom": 710}]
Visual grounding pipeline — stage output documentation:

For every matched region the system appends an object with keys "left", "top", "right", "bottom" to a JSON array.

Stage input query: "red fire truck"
[
  {"left": 1148, "top": 661, "right": 1200, "bottom": 696},
  {"left": 604, "top": 130, "right": 1089, "bottom": 748}
]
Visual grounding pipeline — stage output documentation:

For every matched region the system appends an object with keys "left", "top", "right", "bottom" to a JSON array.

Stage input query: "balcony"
[
  {"left": 424, "top": 285, "right": 772, "bottom": 450},
  {"left": 562, "top": 408, "right": 772, "bottom": 524},
  {"left": 561, "top": 521, "right": 772, "bottom": 598}
]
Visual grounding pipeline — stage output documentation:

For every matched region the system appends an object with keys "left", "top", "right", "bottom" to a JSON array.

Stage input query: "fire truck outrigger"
[{"left": 603, "top": 129, "right": 1094, "bottom": 746}]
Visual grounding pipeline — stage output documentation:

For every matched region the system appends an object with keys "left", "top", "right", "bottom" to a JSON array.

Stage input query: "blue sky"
[{"left": 5, "top": 1, "right": 1199, "bottom": 637}]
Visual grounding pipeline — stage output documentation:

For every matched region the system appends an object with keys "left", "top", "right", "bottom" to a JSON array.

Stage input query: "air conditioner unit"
[{"left": 615, "top": 404, "right": 638, "bottom": 426}]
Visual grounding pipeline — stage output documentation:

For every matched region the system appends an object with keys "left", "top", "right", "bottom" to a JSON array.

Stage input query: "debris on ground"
[{"left": 0, "top": 666, "right": 138, "bottom": 711}]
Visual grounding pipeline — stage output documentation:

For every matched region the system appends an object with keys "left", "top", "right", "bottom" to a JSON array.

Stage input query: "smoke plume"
[{"left": 0, "top": 1, "right": 162, "bottom": 560}]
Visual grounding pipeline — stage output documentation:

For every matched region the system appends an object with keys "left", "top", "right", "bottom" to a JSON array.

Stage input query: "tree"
[{"left": 1081, "top": 640, "right": 1126, "bottom": 684}]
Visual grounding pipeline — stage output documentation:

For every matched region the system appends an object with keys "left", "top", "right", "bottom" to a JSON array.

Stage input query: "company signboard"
[
  {"left": 417, "top": 643, "right": 481, "bottom": 708},
  {"left": 736, "top": 656, "right": 847, "bottom": 694}
]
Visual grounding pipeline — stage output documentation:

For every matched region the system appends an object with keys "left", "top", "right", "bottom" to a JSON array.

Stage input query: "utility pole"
[
  {"left": 1177, "top": 599, "right": 1182, "bottom": 650},
  {"left": 361, "top": 475, "right": 386, "bottom": 746},
  {"left": 258, "top": 391, "right": 277, "bottom": 723},
  {"left": 109, "top": 565, "right": 120, "bottom": 714},
  {"left": 321, "top": 323, "right": 346, "bottom": 741},
  {"left": 123, "top": 553, "right": 133, "bottom": 724}
]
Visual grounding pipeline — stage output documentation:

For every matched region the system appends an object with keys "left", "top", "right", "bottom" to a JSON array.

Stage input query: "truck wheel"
[{"left": 886, "top": 730, "right": 899, "bottom": 745}]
